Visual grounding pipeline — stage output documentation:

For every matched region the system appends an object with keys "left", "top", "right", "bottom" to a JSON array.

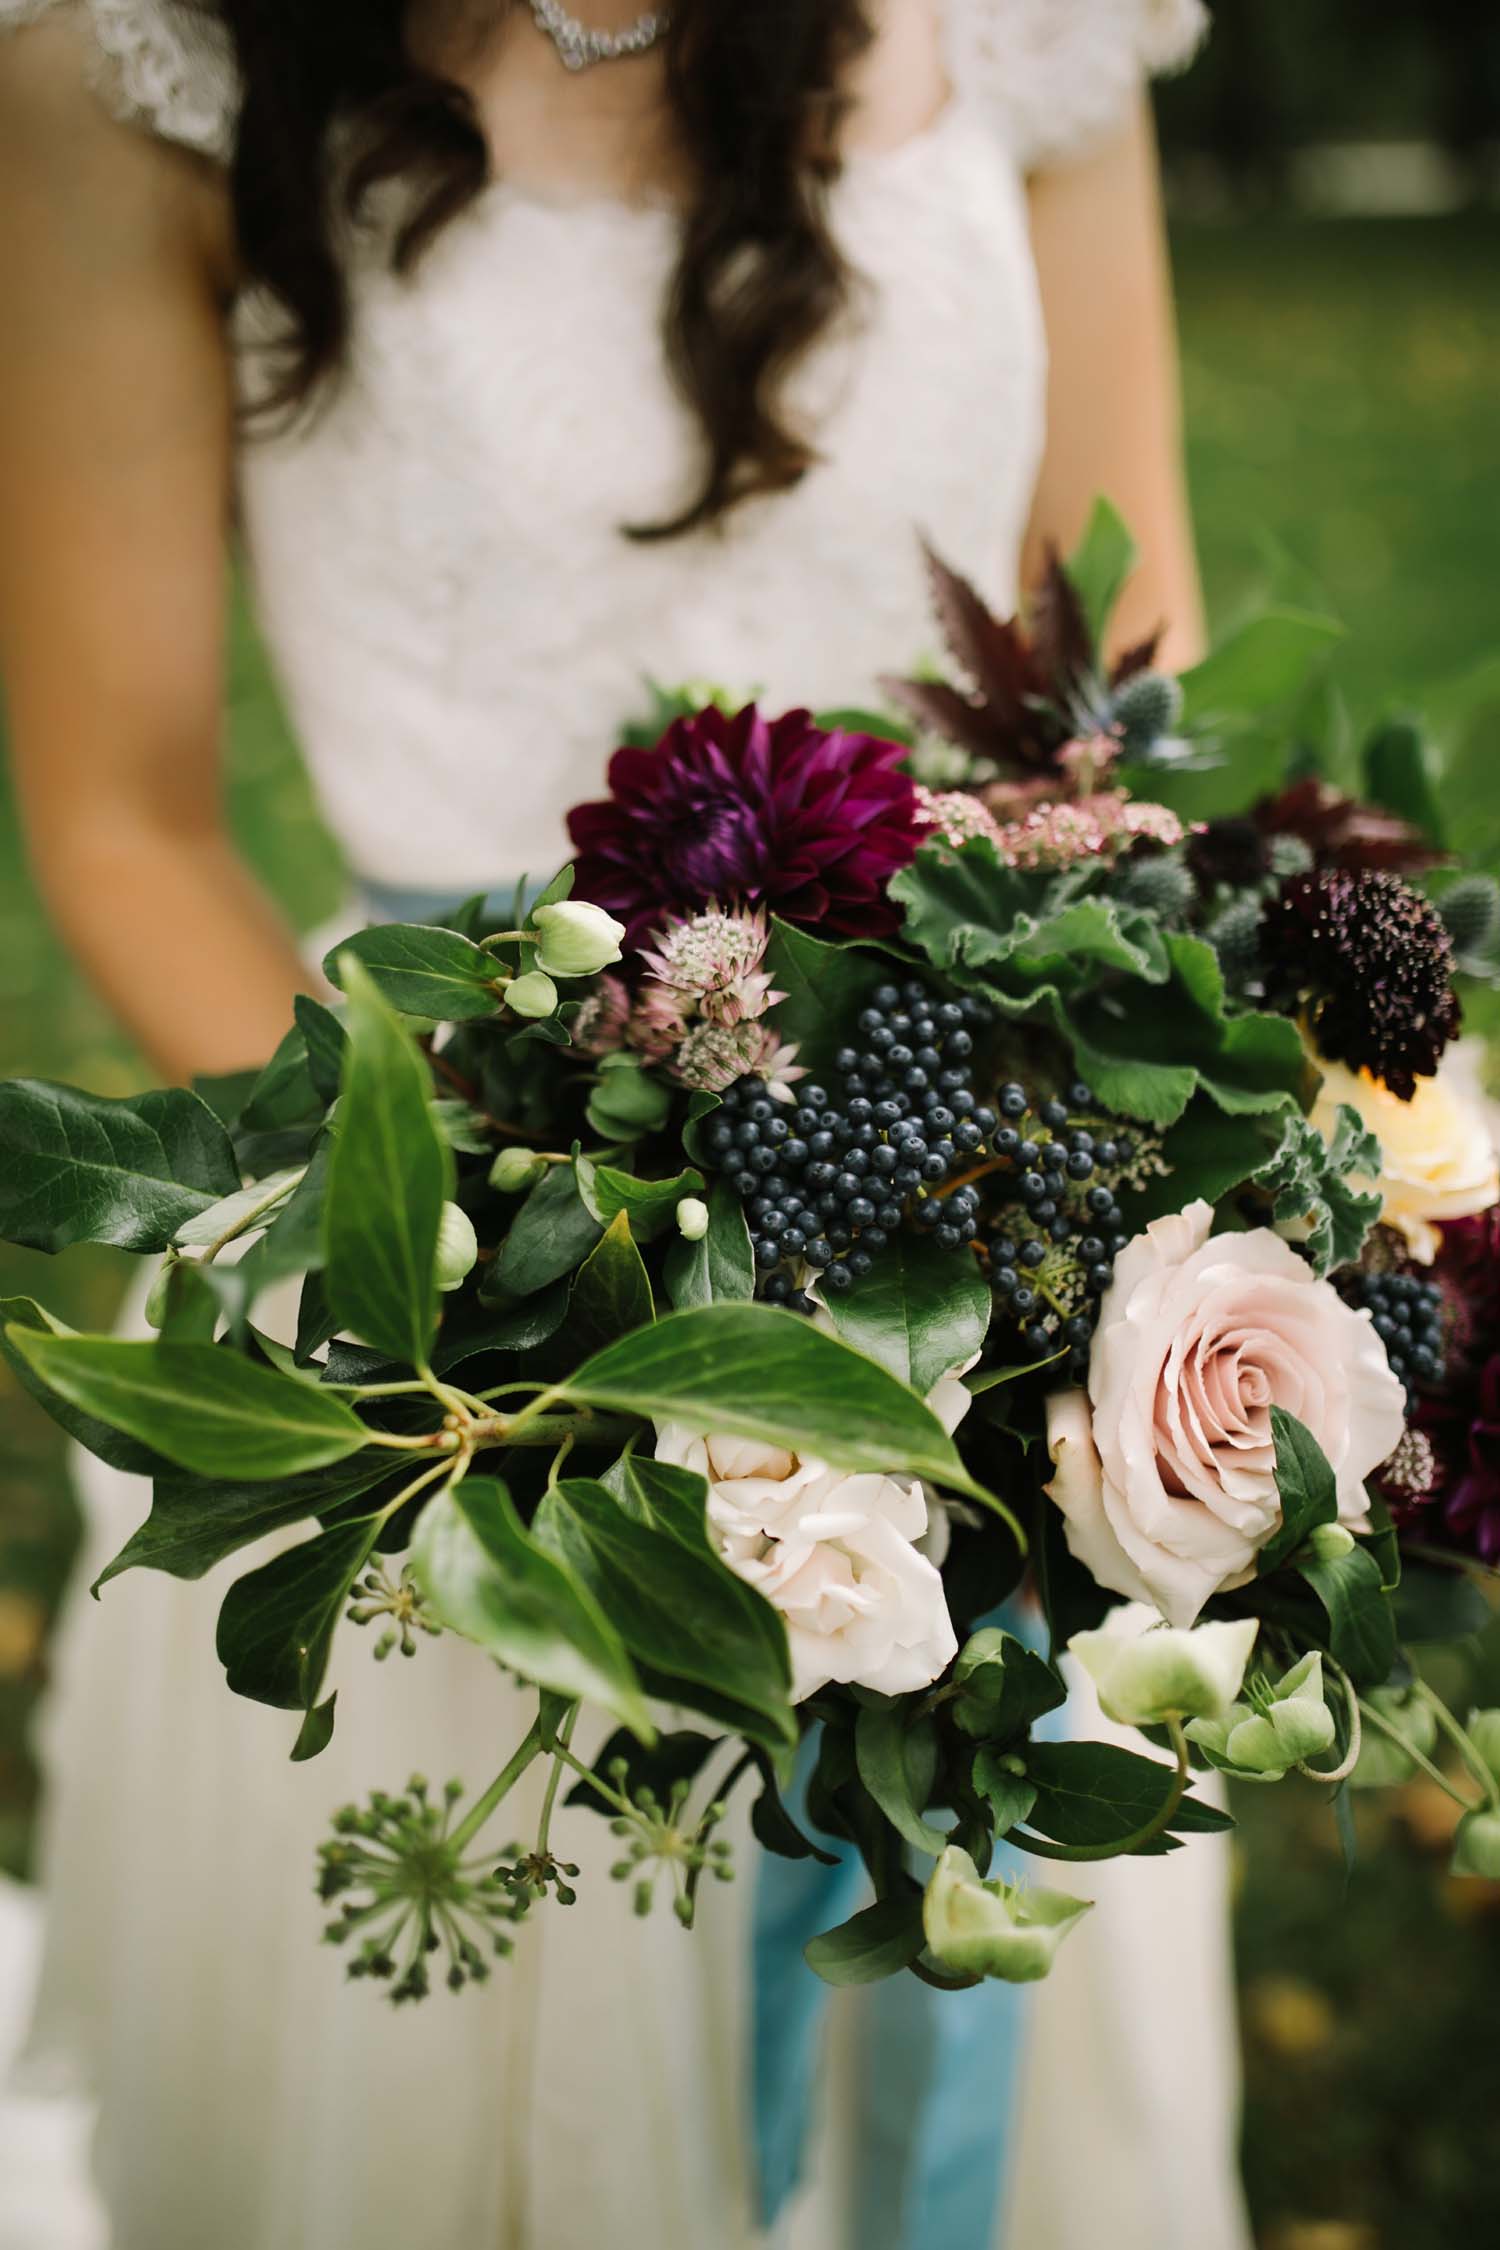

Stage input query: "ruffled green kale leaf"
[{"left": 1250, "top": 1102, "right": 1383, "bottom": 1275}]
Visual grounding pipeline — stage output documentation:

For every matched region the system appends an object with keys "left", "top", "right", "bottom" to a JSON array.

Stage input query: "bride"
[{"left": 0, "top": 3, "right": 1249, "bottom": 2246}]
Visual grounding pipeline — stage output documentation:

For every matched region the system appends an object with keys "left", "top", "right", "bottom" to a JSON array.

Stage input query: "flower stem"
[
  {"left": 448, "top": 1719, "right": 546, "bottom": 1853},
  {"left": 1413, "top": 1681, "right": 1500, "bottom": 1811},
  {"left": 1297, "top": 1662, "right": 1364, "bottom": 1785},
  {"left": 536, "top": 1705, "right": 580, "bottom": 1859},
  {"left": 1356, "top": 1695, "right": 1481, "bottom": 1811}
]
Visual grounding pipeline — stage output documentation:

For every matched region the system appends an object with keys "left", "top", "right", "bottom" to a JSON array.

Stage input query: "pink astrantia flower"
[
  {"left": 913, "top": 787, "right": 1005, "bottom": 851},
  {"left": 625, "top": 982, "right": 690, "bottom": 1064},
  {"left": 671, "top": 1019, "right": 803, "bottom": 1099},
  {"left": 639, "top": 904, "right": 779, "bottom": 1028},
  {"left": 571, "top": 972, "right": 632, "bottom": 1057},
  {"left": 568, "top": 704, "right": 921, "bottom": 947},
  {"left": 992, "top": 790, "right": 1185, "bottom": 872}
]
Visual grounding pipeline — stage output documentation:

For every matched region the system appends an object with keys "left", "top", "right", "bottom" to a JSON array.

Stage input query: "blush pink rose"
[{"left": 1045, "top": 1200, "right": 1406, "bottom": 1627}]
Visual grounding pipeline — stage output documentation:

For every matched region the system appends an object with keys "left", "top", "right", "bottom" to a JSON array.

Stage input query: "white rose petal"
[{"left": 1045, "top": 1200, "right": 1406, "bottom": 1626}]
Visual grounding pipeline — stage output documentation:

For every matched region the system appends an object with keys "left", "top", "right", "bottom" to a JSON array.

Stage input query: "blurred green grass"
[{"left": 2, "top": 215, "right": 1499, "bottom": 2242}]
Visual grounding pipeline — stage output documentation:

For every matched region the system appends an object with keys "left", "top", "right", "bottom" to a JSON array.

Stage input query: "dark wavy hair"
[{"left": 213, "top": 0, "right": 874, "bottom": 539}]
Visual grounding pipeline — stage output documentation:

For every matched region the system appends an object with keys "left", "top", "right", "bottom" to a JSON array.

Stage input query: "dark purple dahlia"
[
  {"left": 567, "top": 704, "right": 921, "bottom": 949},
  {"left": 1258, "top": 866, "right": 1460, "bottom": 1100},
  {"left": 1380, "top": 1211, "right": 1500, "bottom": 1565}
]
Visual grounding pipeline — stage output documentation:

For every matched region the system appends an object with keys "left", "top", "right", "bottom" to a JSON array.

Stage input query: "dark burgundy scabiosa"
[
  {"left": 1258, "top": 866, "right": 1461, "bottom": 1100},
  {"left": 567, "top": 704, "right": 921, "bottom": 949}
]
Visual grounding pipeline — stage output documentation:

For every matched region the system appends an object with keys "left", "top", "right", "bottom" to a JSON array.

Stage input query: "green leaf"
[
  {"left": 662, "top": 1177, "right": 755, "bottom": 1310},
  {"left": 892, "top": 843, "right": 1166, "bottom": 994},
  {"left": 237, "top": 1025, "right": 322, "bottom": 1138},
  {"left": 294, "top": 994, "right": 347, "bottom": 1104},
  {"left": 535, "top": 1470, "right": 794, "bottom": 1754},
  {"left": 490, "top": 1162, "right": 603, "bottom": 1299},
  {"left": 582, "top": 1162, "right": 705, "bottom": 1243},
  {"left": 323, "top": 955, "right": 453, "bottom": 1365},
  {"left": 951, "top": 1628, "right": 1066, "bottom": 1745},
  {"left": 0, "top": 1296, "right": 170, "bottom": 1477},
  {"left": 750, "top": 1755, "right": 841, "bottom": 1865},
  {"left": 1178, "top": 609, "right": 1344, "bottom": 731},
  {"left": 94, "top": 1451, "right": 405, "bottom": 1590},
  {"left": 804, "top": 1893, "right": 925, "bottom": 1987},
  {"left": 1260, "top": 1406, "right": 1340, "bottom": 1573},
  {"left": 173, "top": 1165, "right": 304, "bottom": 1251},
  {"left": 1022, "top": 1741, "right": 1232, "bottom": 1853},
  {"left": 216, "top": 1517, "right": 382, "bottom": 1730},
  {"left": 0, "top": 1081, "right": 240, "bottom": 1254},
  {"left": 432, "top": 1280, "right": 570, "bottom": 1369},
  {"left": 558, "top": 1303, "right": 1013, "bottom": 1520},
  {"left": 762, "top": 919, "right": 887, "bottom": 1081},
  {"left": 6, "top": 1327, "right": 369, "bottom": 1480},
  {"left": 971, "top": 1754, "right": 1038, "bottom": 1837},
  {"left": 586, "top": 1057, "right": 673, "bottom": 1142},
  {"left": 1363, "top": 717, "right": 1444, "bottom": 845},
  {"left": 821, "top": 1230, "right": 989, "bottom": 1396},
  {"left": 324, "top": 923, "right": 506, "bottom": 1021},
  {"left": 1124, "top": 1102, "right": 1272, "bottom": 1227},
  {"left": 1249, "top": 1104, "right": 1383, "bottom": 1276},
  {"left": 1295, "top": 1542, "right": 1398, "bottom": 1687},
  {"left": 412, "top": 1477, "right": 652, "bottom": 1740},
  {"left": 1060, "top": 932, "right": 1308, "bottom": 1127},
  {"left": 292, "top": 1696, "right": 338, "bottom": 1763},
  {"left": 571, "top": 1211, "right": 655, "bottom": 1353},
  {"left": 1067, "top": 496, "right": 1136, "bottom": 652},
  {"left": 854, "top": 1702, "right": 948, "bottom": 1856}
]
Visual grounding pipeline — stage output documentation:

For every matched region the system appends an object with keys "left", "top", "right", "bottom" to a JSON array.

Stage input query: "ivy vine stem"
[
  {"left": 536, "top": 1705, "right": 580, "bottom": 1859},
  {"left": 1412, "top": 1680, "right": 1500, "bottom": 1811},
  {"left": 448, "top": 1719, "right": 547, "bottom": 1853}
]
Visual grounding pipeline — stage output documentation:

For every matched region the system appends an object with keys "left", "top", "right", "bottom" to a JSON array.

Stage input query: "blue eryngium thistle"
[{"left": 317, "top": 1777, "right": 525, "bottom": 2002}]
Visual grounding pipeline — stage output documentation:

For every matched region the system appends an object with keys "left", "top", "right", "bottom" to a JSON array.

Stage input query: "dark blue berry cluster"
[
  {"left": 1340, "top": 1269, "right": 1446, "bottom": 1404},
  {"left": 983, "top": 1081, "right": 1135, "bottom": 1381},
  {"left": 705, "top": 980, "right": 998, "bottom": 1299}
]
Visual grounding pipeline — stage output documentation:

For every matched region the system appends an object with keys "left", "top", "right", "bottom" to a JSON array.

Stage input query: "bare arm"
[
  {"left": 0, "top": 16, "right": 312, "bottom": 1084},
  {"left": 1024, "top": 98, "right": 1205, "bottom": 670}
]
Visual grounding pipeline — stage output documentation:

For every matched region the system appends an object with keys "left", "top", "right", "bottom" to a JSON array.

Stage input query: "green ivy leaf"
[
  {"left": 662, "top": 1177, "right": 755, "bottom": 1310},
  {"left": 489, "top": 1162, "right": 603, "bottom": 1299},
  {"left": 804, "top": 1892, "right": 925, "bottom": 1987},
  {"left": 0, "top": 1081, "right": 240, "bottom": 1254},
  {"left": 1259, "top": 1406, "right": 1340, "bottom": 1573},
  {"left": 0, "top": 1296, "right": 171, "bottom": 1477},
  {"left": 854, "top": 1701, "right": 948, "bottom": 1856},
  {"left": 216, "top": 1517, "right": 382, "bottom": 1741},
  {"left": 1022, "top": 1741, "right": 1232, "bottom": 1853},
  {"left": 94, "top": 1451, "right": 405, "bottom": 1590},
  {"left": 5, "top": 1327, "right": 371, "bottom": 1480},
  {"left": 535, "top": 1469, "right": 795, "bottom": 1754},
  {"left": 412, "top": 1477, "right": 653, "bottom": 1741},
  {"left": 570, "top": 1211, "right": 655, "bottom": 1353},
  {"left": 557, "top": 1303, "right": 1014, "bottom": 1521},
  {"left": 821, "top": 1230, "right": 989, "bottom": 1396},
  {"left": 1295, "top": 1542, "right": 1398, "bottom": 1687},
  {"left": 762, "top": 920, "right": 888, "bottom": 1082},
  {"left": 323, "top": 955, "right": 453, "bottom": 1366},
  {"left": 324, "top": 924, "right": 506, "bottom": 1021},
  {"left": 971, "top": 1753, "right": 1038, "bottom": 1837}
]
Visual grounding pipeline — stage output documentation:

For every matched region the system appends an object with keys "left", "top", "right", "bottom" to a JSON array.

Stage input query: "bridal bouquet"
[{"left": 5, "top": 504, "right": 1500, "bottom": 2002}]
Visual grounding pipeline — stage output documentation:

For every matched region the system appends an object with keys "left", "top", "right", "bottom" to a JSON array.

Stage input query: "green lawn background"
[{"left": 2, "top": 216, "right": 1499, "bottom": 2248}]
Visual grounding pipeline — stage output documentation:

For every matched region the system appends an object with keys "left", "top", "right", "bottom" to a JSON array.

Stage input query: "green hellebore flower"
[
  {"left": 1187, "top": 1651, "right": 1336, "bottom": 1780},
  {"left": 530, "top": 901, "right": 627, "bottom": 980},
  {"left": 1069, "top": 1618, "right": 1259, "bottom": 1729},
  {"left": 1350, "top": 1685, "right": 1439, "bottom": 1790},
  {"left": 922, "top": 1847, "right": 1091, "bottom": 1984},
  {"left": 506, "top": 968, "right": 560, "bottom": 1019},
  {"left": 675, "top": 1197, "right": 710, "bottom": 1241},
  {"left": 490, "top": 1146, "right": 546, "bottom": 1194},
  {"left": 1452, "top": 1808, "right": 1500, "bottom": 1880},
  {"left": 1466, "top": 1708, "right": 1500, "bottom": 1790},
  {"left": 433, "top": 1202, "right": 478, "bottom": 1292}
]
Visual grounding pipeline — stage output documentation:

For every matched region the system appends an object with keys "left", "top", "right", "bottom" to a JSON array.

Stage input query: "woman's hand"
[
  {"left": 1024, "top": 97, "right": 1206, "bottom": 671},
  {"left": 0, "top": 12, "right": 312, "bottom": 1083}
]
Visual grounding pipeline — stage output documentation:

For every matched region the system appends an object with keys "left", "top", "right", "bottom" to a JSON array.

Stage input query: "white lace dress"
[{"left": 1, "top": 5, "right": 1250, "bottom": 2248}]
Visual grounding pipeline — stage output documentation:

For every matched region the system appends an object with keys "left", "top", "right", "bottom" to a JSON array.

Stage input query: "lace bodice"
[{"left": 2, "top": 0, "right": 1206, "bottom": 892}]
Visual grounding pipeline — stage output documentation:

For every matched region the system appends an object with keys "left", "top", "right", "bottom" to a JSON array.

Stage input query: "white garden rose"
[
  {"left": 1310, "top": 1050, "right": 1499, "bottom": 1263},
  {"left": 653, "top": 1426, "right": 957, "bottom": 1701},
  {"left": 1045, "top": 1200, "right": 1406, "bottom": 1628}
]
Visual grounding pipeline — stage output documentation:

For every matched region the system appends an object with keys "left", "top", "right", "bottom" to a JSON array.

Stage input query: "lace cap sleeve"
[
  {"left": 949, "top": 0, "right": 1208, "bottom": 173},
  {"left": 0, "top": 0, "right": 236, "bottom": 160}
]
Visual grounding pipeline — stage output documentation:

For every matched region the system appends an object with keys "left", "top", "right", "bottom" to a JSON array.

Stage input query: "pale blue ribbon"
[
  {"left": 753, "top": 1600, "right": 1068, "bottom": 2250},
  {"left": 359, "top": 880, "right": 1055, "bottom": 2250}
]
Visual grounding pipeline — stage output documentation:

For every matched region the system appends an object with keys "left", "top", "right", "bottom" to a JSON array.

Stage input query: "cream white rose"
[
  {"left": 1310, "top": 1049, "right": 1499, "bottom": 1263},
  {"left": 1045, "top": 1200, "right": 1406, "bottom": 1628},
  {"left": 653, "top": 1426, "right": 957, "bottom": 1701}
]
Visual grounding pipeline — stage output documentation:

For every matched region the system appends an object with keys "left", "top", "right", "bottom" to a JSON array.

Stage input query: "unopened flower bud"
[
  {"left": 1466, "top": 1708, "right": 1500, "bottom": 1787},
  {"left": 506, "top": 968, "right": 559, "bottom": 1019},
  {"left": 1069, "top": 1618, "right": 1259, "bottom": 1729},
  {"left": 1307, "top": 1522, "right": 1356, "bottom": 1562},
  {"left": 1452, "top": 1807, "right": 1500, "bottom": 1880},
  {"left": 675, "top": 1197, "right": 710, "bottom": 1241},
  {"left": 434, "top": 1202, "right": 478, "bottom": 1292},
  {"left": 530, "top": 900, "right": 627, "bottom": 980},
  {"left": 144, "top": 1258, "right": 176, "bottom": 1331},
  {"left": 490, "top": 1147, "right": 546, "bottom": 1194},
  {"left": 922, "top": 1846, "right": 1091, "bottom": 1984}
]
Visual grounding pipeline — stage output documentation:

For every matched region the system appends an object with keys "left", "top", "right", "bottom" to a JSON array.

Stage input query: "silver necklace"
[{"left": 527, "top": 0, "right": 671, "bottom": 71}]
